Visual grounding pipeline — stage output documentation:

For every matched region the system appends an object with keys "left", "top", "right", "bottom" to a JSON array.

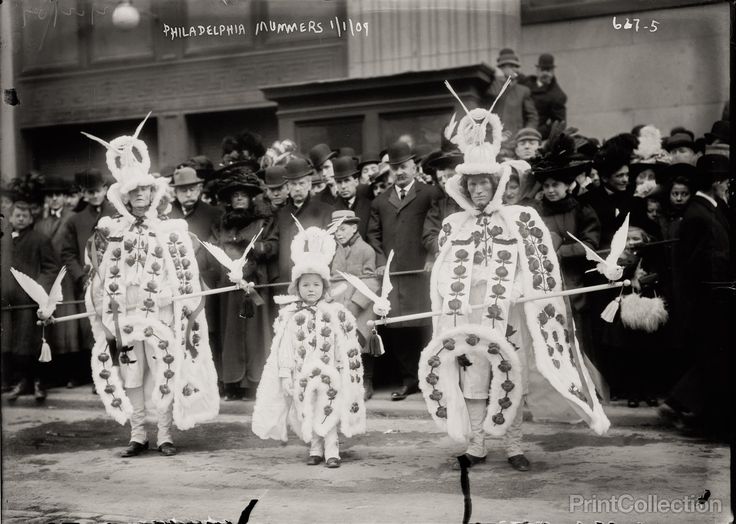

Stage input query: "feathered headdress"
[
  {"left": 288, "top": 216, "right": 337, "bottom": 294},
  {"left": 81, "top": 112, "right": 168, "bottom": 218},
  {"left": 441, "top": 80, "right": 530, "bottom": 215},
  {"left": 594, "top": 133, "right": 638, "bottom": 178},
  {"left": 530, "top": 122, "right": 590, "bottom": 183},
  {"left": 632, "top": 125, "right": 670, "bottom": 165}
]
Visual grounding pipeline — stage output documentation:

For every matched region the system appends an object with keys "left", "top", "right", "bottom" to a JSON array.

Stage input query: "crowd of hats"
[{"left": 1, "top": 117, "right": 729, "bottom": 209}]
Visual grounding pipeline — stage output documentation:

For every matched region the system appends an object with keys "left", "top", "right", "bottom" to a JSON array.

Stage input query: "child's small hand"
[{"left": 281, "top": 377, "right": 293, "bottom": 397}]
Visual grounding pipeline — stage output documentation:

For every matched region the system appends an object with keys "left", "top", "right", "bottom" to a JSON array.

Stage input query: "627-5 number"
[{"left": 612, "top": 16, "right": 659, "bottom": 32}]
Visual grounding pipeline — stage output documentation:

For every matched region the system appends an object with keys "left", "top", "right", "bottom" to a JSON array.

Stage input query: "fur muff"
[{"left": 620, "top": 294, "right": 668, "bottom": 332}]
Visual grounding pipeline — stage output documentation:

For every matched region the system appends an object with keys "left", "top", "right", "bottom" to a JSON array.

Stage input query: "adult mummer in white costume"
[
  {"left": 82, "top": 115, "right": 219, "bottom": 457},
  {"left": 417, "top": 86, "right": 610, "bottom": 471}
]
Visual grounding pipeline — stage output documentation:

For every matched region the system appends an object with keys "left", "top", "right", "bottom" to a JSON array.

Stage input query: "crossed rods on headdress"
[{"left": 81, "top": 111, "right": 152, "bottom": 170}]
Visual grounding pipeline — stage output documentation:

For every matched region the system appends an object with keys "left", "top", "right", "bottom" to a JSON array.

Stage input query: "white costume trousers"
[
  {"left": 121, "top": 341, "right": 174, "bottom": 447},
  {"left": 465, "top": 395, "right": 525, "bottom": 458},
  {"left": 309, "top": 427, "right": 340, "bottom": 459}
]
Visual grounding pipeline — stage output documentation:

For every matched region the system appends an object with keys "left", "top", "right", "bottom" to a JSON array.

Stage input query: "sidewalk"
[{"left": 4, "top": 384, "right": 665, "bottom": 428}]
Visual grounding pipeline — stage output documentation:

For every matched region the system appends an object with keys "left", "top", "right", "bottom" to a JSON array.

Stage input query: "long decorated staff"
[{"left": 368, "top": 279, "right": 632, "bottom": 328}]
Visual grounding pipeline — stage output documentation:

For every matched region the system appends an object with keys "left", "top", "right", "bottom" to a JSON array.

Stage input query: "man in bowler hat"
[
  {"left": 168, "top": 166, "right": 223, "bottom": 241},
  {"left": 367, "top": 141, "right": 442, "bottom": 400},
  {"left": 333, "top": 156, "right": 374, "bottom": 241},
  {"left": 521, "top": 53, "right": 567, "bottom": 140},
  {"left": 271, "top": 157, "right": 334, "bottom": 283}
]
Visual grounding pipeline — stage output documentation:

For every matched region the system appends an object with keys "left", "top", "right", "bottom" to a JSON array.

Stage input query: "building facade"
[{"left": 0, "top": 0, "right": 728, "bottom": 183}]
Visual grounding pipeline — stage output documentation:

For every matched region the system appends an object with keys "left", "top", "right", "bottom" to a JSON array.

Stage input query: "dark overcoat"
[
  {"left": 335, "top": 185, "right": 374, "bottom": 241},
  {"left": 201, "top": 213, "right": 276, "bottom": 387},
  {"left": 422, "top": 192, "right": 464, "bottom": 257},
  {"left": 168, "top": 199, "right": 223, "bottom": 244},
  {"left": 273, "top": 194, "right": 334, "bottom": 283},
  {"left": 1, "top": 226, "right": 59, "bottom": 358},
  {"left": 60, "top": 201, "right": 116, "bottom": 290},
  {"left": 522, "top": 76, "right": 568, "bottom": 139},
  {"left": 36, "top": 209, "right": 80, "bottom": 355},
  {"left": 366, "top": 182, "right": 441, "bottom": 327}
]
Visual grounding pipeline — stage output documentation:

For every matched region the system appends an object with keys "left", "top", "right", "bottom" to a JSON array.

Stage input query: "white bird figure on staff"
[
  {"left": 10, "top": 266, "right": 67, "bottom": 321},
  {"left": 199, "top": 228, "right": 263, "bottom": 289},
  {"left": 568, "top": 213, "right": 630, "bottom": 282},
  {"left": 337, "top": 249, "right": 395, "bottom": 317}
]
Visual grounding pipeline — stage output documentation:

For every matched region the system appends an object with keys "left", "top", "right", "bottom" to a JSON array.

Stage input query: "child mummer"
[
  {"left": 329, "top": 210, "right": 380, "bottom": 401},
  {"left": 252, "top": 223, "right": 366, "bottom": 468}
]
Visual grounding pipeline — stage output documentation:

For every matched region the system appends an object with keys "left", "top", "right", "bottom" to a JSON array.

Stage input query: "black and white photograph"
[{"left": 0, "top": 0, "right": 732, "bottom": 522}]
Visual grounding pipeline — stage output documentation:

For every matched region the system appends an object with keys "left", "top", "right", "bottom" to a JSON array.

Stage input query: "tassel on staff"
[
  {"left": 39, "top": 326, "right": 52, "bottom": 363},
  {"left": 600, "top": 287, "right": 625, "bottom": 323},
  {"left": 366, "top": 323, "right": 385, "bottom": 357}
]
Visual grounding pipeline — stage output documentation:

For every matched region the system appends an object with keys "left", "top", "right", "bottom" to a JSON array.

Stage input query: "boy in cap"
[
  {"left": 330, "top": 210, "right": 380, "bottom": 400},
  {"left": 513, "top": 127, "right": 543, "bottom": 161},
  {"left": 2, "top": 196, "right": 59, "bottom": 401}
]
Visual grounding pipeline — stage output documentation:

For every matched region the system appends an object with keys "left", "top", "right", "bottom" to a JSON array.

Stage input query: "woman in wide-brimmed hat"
[{"left": 201, "top": 170, "right": 277, "bottom": 401}]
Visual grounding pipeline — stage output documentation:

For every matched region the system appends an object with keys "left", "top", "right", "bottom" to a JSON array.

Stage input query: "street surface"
[{"left": 1, "top": 387, "right": 731, "bottom": 524}]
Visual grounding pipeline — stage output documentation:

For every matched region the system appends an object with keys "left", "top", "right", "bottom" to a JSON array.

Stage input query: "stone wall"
[{"left": 519, "top": 2, "right": 729, "bottom": 139}]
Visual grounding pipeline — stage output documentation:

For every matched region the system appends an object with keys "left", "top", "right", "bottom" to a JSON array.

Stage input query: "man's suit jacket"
[
  {"left": 578, "top": 185, "right": 632, "bottom": 250},
  {"left": 273, "top": 194, "right": 334, "bottom": 283},
  {"left": 367, "top": 181, "right": 441, "bottom": 326},
  {"left": 36, "top": 208, "right": 73, "bottom": 254},
  {"left": 60, "top": 200, "right": 116, "bottom": 289},
  {"left": 168, "top": 200, "right": 223, "bottom": 243},
  {"left": 335, "top": 185, "right": 374, "bottom": 241}
]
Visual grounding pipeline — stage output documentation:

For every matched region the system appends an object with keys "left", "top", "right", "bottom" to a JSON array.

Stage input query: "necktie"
[
  {"left": 400, "top": 189, "right": 406, "bottom": 200},
  {"left": 11, "top": 231, "right": 19, "bottom": 239}
]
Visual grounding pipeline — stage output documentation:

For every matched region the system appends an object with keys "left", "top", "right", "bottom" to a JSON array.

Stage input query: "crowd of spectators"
[{"left": 1, "top": 54, "right": 731, "bottom": 439}]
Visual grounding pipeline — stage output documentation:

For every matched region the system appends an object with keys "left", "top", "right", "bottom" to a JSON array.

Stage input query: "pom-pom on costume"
[
  {"left": 418, "top": 93, "right": 609, "bottom": 460},
  {"left": 82, "top": 115, "right": 219, "bottom": 449},
  {"left": 252, "top": 224, "right": 366, "bottom": 461}
]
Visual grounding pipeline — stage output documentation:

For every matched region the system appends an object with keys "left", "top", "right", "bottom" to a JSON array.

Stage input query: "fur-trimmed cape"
[
  {"left": 85, "top": 213, "right": 219, "bottom": 430},
  {"left": 252, "top": 300, "right": 366, "bottom": 442}
]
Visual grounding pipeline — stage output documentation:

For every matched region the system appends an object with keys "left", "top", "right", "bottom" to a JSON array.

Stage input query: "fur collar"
[
  {"left": 444, "top": 159, "right": 530, "bottom": 216},
  {"left": 107, "top": 177, "right": 169, "bottom": 221}
]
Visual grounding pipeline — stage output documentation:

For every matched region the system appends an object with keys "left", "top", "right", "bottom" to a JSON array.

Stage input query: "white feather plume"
[{"left": 633, "top": 125, "right": 665, "bottom": 162}]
